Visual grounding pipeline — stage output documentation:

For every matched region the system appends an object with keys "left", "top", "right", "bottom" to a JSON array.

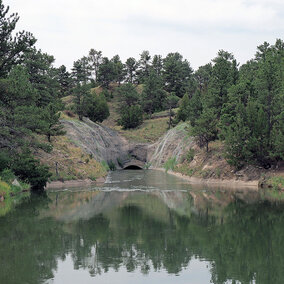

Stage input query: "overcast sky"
[{"left": 4, "top": 0, "right": 284, "bottom": 71}]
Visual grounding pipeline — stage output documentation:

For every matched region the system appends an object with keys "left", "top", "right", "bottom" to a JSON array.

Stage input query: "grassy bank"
[
  {"left": 0, "top": 171, "right": 30, "bottom": 217},
  {"left": 36, "top": 135, "right": 107, "bottom": 182}
]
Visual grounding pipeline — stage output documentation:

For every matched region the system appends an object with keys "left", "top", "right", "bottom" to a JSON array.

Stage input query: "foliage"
[
  {"left": 163, "top": 157, "right": 177, "bottom": 172},
  {"left": 266, "top": 176, "right": 284, "bottom": 190},
  {"left": 82, "top": 92, "right": 110, "bottom": 123},
  {"left": 107, "top": 160, "right": 116, "bottom": 171},
  {"left": 142, "top": 70, "right": 166, "bottom": 115},
  {"left": 185, "top": 149, "right": 195, "bottom": 163},
  {"left": 163, "top": 52, "right": 193, "bottom": 98},
  {"left": 119, "top": 105, "right": 143, "bottom": 129},
  {"left": 11, "top": 151, "right": 51, "bottom": 191},
  {"left": 0, "top": 1, "right": 36, "bottom": 77}
]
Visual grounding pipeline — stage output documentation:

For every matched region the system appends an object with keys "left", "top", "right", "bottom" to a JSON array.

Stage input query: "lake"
[{"left": 0, "top": 169, "right": 283, "bottom": 284}]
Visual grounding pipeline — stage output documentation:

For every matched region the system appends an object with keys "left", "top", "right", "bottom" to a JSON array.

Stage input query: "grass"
[
  {"left": 118, "top": 117, "right": 169, "bottom": 143},
  {"left": 266, "top": 176, "right": 284, "bottom": 190},
  {"left": 0, "top": 172, "right": 30, "bottom": 217},
  {"left": 163, "top": 157, "right": 177, "bottom": 172},
  {"left": 36, "top": 135, "right": 107, "bottom": 182}
]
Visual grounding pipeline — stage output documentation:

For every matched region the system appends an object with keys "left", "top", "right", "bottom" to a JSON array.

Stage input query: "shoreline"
[
  {"left": 154, "top": 168, "right": 260, "bottom": 190},
  {"left": 45, "top": 177, "right": 106, "bottom": 190}
]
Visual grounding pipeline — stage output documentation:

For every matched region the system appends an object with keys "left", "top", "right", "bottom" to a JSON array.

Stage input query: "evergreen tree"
[
  {"left": 152, "top": 55, "right": 163, "bottom": 77},
  {"left": 88, "top": 49, "right": 102, "bottom": 83},
  {"left": 0, "top": 1, "right": 36, "bottom": 77},
  {"left": 82, "top": 92, "right": 110, "bottom": 123},
  {"left": 97, "top": 57, "right": 116, "bottom": 89},
  {"left": 125, "top": 57, "right": 137, "bottom": 83},
  {"left": 176, "top": 93, "right": 190, "bottom": 122},
  {"left": 111, "top": 55, "right": 125, "bottom": 85},
  {"left": 142, "top": 70, "right": 166, "bottom": 116},
  {"left": 72, "top": 56, "right": 92, "bottom": 84},
  {"left": 136, "top": 50, "right": 151, "bottom": 84},
  {"left": 55, "top": 65, "right": 73, "bottom": 98},
  {"left": 163, "top": 52, "right": 193, "bottom": 98},
  {"left": 191, "top": 107, "right": 217, "bottom": 152},
  {"left": 24, "top": 48, "right": 59, "bottom": 107},
  {"left": 119, "top": 105, "right": 143, "bottom": 129},
  {"left": 39, "top": 103, "right": 65, "bottom": 143}
]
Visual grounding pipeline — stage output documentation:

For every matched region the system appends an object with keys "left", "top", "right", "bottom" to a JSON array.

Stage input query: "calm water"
[{"left": 1, "top": 170, "right": 284, "bottom": 284}]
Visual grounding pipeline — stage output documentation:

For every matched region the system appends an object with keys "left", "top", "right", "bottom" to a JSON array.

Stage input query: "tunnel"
[
  {"left": 122, "top": 160, "right": 145, "bottom": 170},
  {"left": 123, "top": 165, "right": 143, "bottom": 170}
]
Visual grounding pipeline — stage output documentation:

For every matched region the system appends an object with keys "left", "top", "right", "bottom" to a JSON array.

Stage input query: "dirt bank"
[
  {"left": 155, "top": 168, "right": 259, "bottom": 190},
  {"left": 45, "top": 177, "right": 106, "bottom": 190}
]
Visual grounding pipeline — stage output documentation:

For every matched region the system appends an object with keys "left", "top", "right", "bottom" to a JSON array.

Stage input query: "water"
[{"left": 0, "top": 170, "right": 284, "bottom": 284}]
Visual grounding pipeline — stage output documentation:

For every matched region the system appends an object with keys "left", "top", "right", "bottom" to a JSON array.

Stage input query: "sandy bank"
[
  {"left": 154, "top": 168, "right": 259, "bottom": 190},
  {"left": 45, "top": 177, "right": 106, "bottom": 190}
]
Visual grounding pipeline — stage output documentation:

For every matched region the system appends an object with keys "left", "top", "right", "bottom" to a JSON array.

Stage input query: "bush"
[
  {"left": 186, "top": 149, "right": 195, "bottom": 163},
  {"left": 0, "top": 150, "right": 12, "bottom": 172},
  {"left": 83, "top": 92, "right": 110, "bottom": 123},
  {"left": 11, "top": 152, "right": 51, "bottom": 191},
  {"left": 101, "top": 161, "right": 110, "bottom": 171},
  {"left": 0, "top": 169, "right": 15, "bottom": 183},
  {"left": 163, "top": 157, "right": 177, "bottom": 172},
  {"left": 107, "top": 160, "right": 116, "bottom": 171},
  {"left": 119, "top": 105, "right": 143, "bottom": 129}
]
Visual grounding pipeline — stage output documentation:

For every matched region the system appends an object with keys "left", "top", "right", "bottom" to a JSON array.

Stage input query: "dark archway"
[{"left": 123, "top": 165, "right": 143, "bottom": 170}]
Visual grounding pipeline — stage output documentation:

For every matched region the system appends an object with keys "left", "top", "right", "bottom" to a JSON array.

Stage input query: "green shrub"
[
  {"left": 0, "top": 169, "right": 15, "bottom": 183},
  {"left": 107, "top": 160, "right": 116, "bottom": 171},
  {"left": 101, "top": 161, "right": 110, "bottom": 171},
  {"left": 119, "top": 105, "right": 143, "bottom": 129},
  {"left": 11, "top": 152, "right": 51, "bottom": 191},
  {"left": 83, "top": 92, "right": 110, "bottom": 123},
  {"left": 144, "top": 162, "right": 151, "bottom": 169},
  {"left": 268, "top": 176, "right": 284, "bottom": 190},
  {"left": 163, "top": 157, "right": 177, "bottom": 172},
  {"left": 0, "top": 150, "right": 12, "bottom": 172},
  {"left": 186, "top": 149, "right": 195, "bottom": 163}
]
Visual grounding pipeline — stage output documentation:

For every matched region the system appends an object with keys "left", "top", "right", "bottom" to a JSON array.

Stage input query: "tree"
[
  {"left": 11, "top": 150, "right": 51, "bottom": 190},
  {"left": 119, "top": 105, "right": 143, "bottom": 129},
  {"left": 194, "top": 63, "right": 213, "bottom": 94},
  {"left": 39, "top": 103, "right": 65, "bottom": 143},
  {"left": 72, "top": 56, "right": 92, "bottom": 84},
  {"left": 176, "top": 93, "right": 190, "bottom": 122},
  {"left": 163, "top": 52, "right": 193, "bottom": 98},
  {"left": 125, "top": 57, "right": 137, "bottom": 83},
  {"left": 73, "top": 84, "right": 90, "bottom": 120},
  {"left": 204, "top": 50, "right": 238, "bottom": 119},
  {"left": 88, "top": 49, "right": 102, "bottom": 83},
  {"left": 0, "top": 1, "right": 36, "bottom": 77},
  {"left": 142, "top": 70, "right": 166, "bottom": 115},
  {"left": 191, "top": 107, "right": 217, "bottom": 152},
  {"left": 152, "top": 55, "right": 163, "bottom": 77},
  {"left": 97, "top": 57, "right": 116, "bottom": 89},
  {"left": 166, "top": 93, "right": 179, "bottom": 128},
  {"left": 117, "top": 83, "right": 140, "bottom": 107},
  {"left": 55, "top": 65, "right": 73, "bottom": 98},
  {"left": 111, "top": 55, "right": 125, "bottom": 85},
  {"left": 23, "top": 48, "right": 59, "bottom": 107},
  {"left": 136, "top": 50, "right": 151, "bottom": 83},
  {"left": 82, "top": 92, "right": 110, "bottom": 123}
]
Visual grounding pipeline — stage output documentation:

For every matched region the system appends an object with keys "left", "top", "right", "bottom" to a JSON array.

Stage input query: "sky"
[{"left": 4, "top": 0, "right": 284, "bottom": 71}]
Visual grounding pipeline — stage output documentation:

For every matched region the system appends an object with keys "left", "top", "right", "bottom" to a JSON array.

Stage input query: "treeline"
[
  {"left": 177, "top": 43, "right": 284, "bottom": 169},
  {"left": 73, "top": 41, "right": 284, "bottom": 170},
  {"left": 70, "top": 49, "right": 193, "bottom": 128},
  {"left": 1, "top": 0, "right": 284, "bottom": 191},
  {"left": 0, "top": 1, "right": 67, "bottom": 189}
]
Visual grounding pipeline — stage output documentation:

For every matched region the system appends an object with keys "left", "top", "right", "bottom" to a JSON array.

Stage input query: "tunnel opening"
[{"left": 123, "top": 165, "right": 143, "bottom": 170}]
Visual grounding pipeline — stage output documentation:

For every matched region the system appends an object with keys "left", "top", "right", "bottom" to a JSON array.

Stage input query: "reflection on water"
[{"left": 0, "top": 170, "right": 284, "bottom": 283}]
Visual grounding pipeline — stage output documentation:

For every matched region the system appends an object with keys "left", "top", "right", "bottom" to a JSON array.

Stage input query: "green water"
[{"left": 1, "top": 170, "right": 284, "bottom": 284}]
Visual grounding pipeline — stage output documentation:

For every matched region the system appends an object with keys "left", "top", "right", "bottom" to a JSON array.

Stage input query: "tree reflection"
[{"left": 1, "top": 190, "right": 284, "bottom": 283}]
